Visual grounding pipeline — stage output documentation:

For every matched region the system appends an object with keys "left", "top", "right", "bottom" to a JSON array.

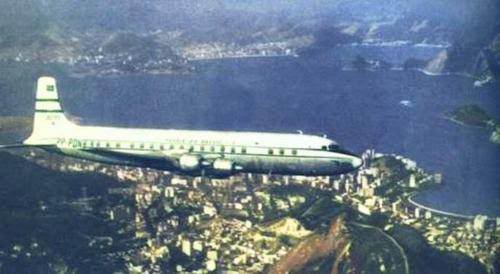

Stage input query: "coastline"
[
  {"left": 186, "top": 53, "right": 298, "bottom": 62},
  {"left": 442, "top": 115, "right": 491, "bottom": 130},
  {"left": 443, "top": 112, "right": 500, "bottom": 146},
  {"left": 408, "top": 193, "right": 476, "bottom": 219}
]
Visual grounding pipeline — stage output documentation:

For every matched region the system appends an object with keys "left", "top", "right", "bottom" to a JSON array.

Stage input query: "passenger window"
[
  {"left": 210, "top": 146, "right": 215, "bottom": 152},
  {"left": 160, "top": 145, "right": 164, "bottom": 150},
  {"left": 150, "top": 144, "right": 154, "bottom": 149},
  {"left": 169, "top": 144, "right": 174, "bottom": 150},
  {"left": 220, "top": 146, "right": 225, "bottom": 152},
  {"left": 292, "top": 149, "right": 297, "bottom": 155},
  {"left": 116, "top": 143, "right": 121, "bottom": 149},
  {"left": 188, "top": 146, "right": 194, "bottom": 152},
  {"left": 241, "top": 147, "right": 247, "bottom": 154},
  {"left": 231, "top": 147, "right": 236, "bottom": 153},
  {"left": 200, "top": 145, "right": 205, "bottom": 151},
  {"left": 279, "top": 149, "right": 285, "bottom": 155},
  {"left": 140, "top": 144, "right": 144, "bottom": 149},
  {"left": 106, "top": 142, "right": 110, "bottom": 148},
  {"left": 268, "top": 149, "right": 274, "bottom": 155}
]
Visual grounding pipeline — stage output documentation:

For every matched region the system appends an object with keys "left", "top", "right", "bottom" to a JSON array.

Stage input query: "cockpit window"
[
  {"left": 321, "top": 144, "right": 340, "bottom": 151},
  {"left": 328, "top": 144, "right": 340, "bottom": 151}
]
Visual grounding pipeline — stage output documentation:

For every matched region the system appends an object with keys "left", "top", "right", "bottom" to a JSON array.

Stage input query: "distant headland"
[{"left": 445, "top": 104, "right": 500, "bottom": 145}]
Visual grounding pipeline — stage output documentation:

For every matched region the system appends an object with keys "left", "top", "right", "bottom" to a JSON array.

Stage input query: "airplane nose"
[{"left": 351, "top": 156, "right": 363, "bottom": 169}]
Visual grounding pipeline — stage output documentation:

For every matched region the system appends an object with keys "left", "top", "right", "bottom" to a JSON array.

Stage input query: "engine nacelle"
[
  {"left": 212, "top": 158, "right": 234, "bottom": 171},
  {"left": 178, "top": 154, "right": 201, "bottom": 171}
]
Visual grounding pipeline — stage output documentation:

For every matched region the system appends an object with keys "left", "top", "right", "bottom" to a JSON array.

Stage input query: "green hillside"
[
  {"left": 0, "top": 151, "right": 127, "bottom": 273},
  {"left": 0, "top": 0, "right": 49, "bottom": 48}
]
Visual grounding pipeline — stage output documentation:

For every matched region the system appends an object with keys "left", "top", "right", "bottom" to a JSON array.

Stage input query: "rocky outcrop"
[
  {"left": 266, "top": 217, "right": 312, "bottom": 238},
  {"left": 473, "top": 34, "right": 500, "bottom": 87},
  {"left": 424, "top": 50, "right": 448, "bottom": 74},
  {"left": 269, "top": 216, "right": 351, "bottom": 274},
  {"left": 490, "top": 126, "right": 500, "bottom": 144}
]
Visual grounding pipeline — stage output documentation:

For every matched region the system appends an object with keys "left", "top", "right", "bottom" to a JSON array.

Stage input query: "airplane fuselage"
[
  {"left": 18, "top": 77, "right": 362, "bottom": 178},
  {"left": 37, "top": 126, "right": 362, "bottom": 177}
]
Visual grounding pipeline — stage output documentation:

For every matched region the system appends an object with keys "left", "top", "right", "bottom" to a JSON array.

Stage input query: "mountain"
[
  {"left": 388, "top": 225, "right": 487, "bottom": 274},
  {"left": 269, "top": 216, "right": 351, "bottom": 274},
  {"left": 1, "top": 0, "right": 498, "bottom": 79},
  {"left": 269, "top": 215, "right": 487, "bottom": 274},
  {"left": 473, "top": 34, "right": 500, "bottom": 87},
  {"left": 0, "top": 0, "right": 48, "bottom": 48}
]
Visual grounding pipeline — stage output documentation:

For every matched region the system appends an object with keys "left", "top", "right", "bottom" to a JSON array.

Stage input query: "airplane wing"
[
  {"left": 83, "top": 147, "right": 167, "bottom": 161},
  {"left": 81, "top": 147, "right": 218, "bottom": 168}
]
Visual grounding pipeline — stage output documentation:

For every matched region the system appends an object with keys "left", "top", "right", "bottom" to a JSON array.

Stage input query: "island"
[
  {"left": 490, "top": 125, "right": 500, "bottom": 144},
  {"left": 445, "top": 104, "right": 494, "bottom": 127},
  {"left": 446, "top": 104, "right": 500, "bottom": 145}
]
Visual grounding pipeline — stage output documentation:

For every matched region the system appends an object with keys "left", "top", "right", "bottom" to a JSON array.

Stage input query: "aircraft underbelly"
[
  {"left": 50, "top": 147, "right": 353, "bottom": 176},
  {"left": 227, "top": 155, "right": 340, "bottom": 176}
]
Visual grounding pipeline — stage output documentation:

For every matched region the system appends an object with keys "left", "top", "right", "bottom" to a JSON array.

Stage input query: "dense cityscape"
[{"left": 5, "top": 148, "right": 496, "bottom": 273}]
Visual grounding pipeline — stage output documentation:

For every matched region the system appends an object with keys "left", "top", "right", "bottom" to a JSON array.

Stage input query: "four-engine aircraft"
[{"left": 1, "top": 77, "right": 362, "bottom": 178}]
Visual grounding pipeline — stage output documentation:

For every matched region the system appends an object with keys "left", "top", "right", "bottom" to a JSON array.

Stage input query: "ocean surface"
[{"left": 3, "top": 52, "right": 500, "bottom": 216}]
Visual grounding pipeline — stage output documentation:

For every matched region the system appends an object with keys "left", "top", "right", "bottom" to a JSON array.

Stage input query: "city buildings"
[{"left": 17, "top": 148, "right": 499, "bottom": 273}]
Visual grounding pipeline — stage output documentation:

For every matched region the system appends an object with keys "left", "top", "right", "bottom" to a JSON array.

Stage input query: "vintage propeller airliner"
[{"left": 1, "top": 77, "right": 362, "bottom": 178}]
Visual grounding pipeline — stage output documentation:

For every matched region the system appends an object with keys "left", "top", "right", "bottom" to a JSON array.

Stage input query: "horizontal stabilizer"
[
  {"left": 0, "top": 143, "right": 53, "bottom": 149},
  {"left": 0, "top": 143, "right": 31, "bottom": 149}
]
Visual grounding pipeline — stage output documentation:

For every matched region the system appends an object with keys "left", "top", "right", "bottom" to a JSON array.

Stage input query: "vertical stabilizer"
[{"left": 24, "top": 77, "right": 75, "bottom": 145}]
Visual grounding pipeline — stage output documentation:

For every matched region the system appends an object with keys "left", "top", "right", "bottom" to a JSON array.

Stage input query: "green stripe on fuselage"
[
  {"left": 35, "top": 109, "right": 63, "bottom": 113},
  {"left": 36, "top": 99, "right": 60, "bottom": 102},
  {"left": 72, "top": 147, "right": 349, "bottom": 162}
]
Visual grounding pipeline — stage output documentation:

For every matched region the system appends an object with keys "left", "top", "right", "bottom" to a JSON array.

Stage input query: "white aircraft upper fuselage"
[{"left": 15, "top": 77, "right": 362, "bottom": 178}]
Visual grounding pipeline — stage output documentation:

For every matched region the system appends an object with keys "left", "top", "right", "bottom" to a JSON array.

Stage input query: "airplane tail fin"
[{"left": 23, "top": 77, "right": 76, "bottom": 145}]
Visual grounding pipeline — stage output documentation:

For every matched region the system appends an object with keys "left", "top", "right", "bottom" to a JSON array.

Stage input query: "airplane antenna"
[{"left": 297, "top": 130, "right": 303, "bottom": 135}]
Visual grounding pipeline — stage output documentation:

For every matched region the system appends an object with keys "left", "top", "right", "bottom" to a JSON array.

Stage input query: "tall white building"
[
  {"left": 182, "top": 240, "right": 192, "bottom": 256},
  {"left": 473, "top": 215, "right": 488, "bottom": 231},
  {"left": 409, "top": 174, "right": 417, "bottom": 188}
]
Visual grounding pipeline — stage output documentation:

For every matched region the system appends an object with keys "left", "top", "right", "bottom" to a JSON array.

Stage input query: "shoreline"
[
  {"left": 408, "top": 193, "right": 477, "bottom": 219},
  {"left": 410, "top": 187, "right": 499, "bottom": 219},
  {"left": 186, "top": 53, "right": 298, "bottom": 62},
  {"left": 442, "top": 115, "right": 491, "bottom": 130}
]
